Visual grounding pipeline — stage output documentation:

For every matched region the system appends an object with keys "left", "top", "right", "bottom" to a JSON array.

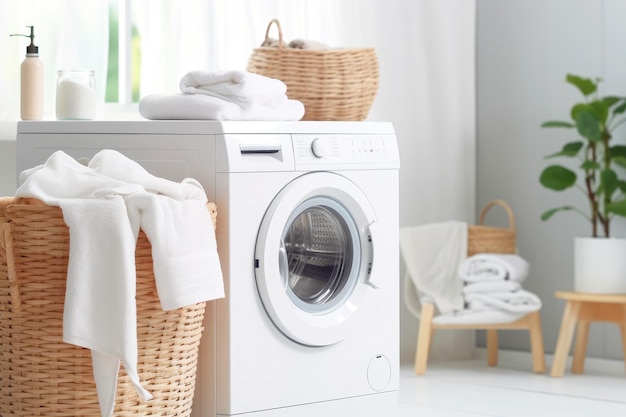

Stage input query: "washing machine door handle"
[
  {"left": 365, "top": 219, "right": 380, "bottom": 289},
  {"left": 278, "top": 238, "right": 289, "bottom": 290}
]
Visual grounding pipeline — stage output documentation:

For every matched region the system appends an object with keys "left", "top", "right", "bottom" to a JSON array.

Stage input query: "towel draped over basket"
[{"left": 0, "top": 150, "right": 223, "bottom": 417}]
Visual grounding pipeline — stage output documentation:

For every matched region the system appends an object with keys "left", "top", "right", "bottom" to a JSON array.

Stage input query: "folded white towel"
[
  {"left": 138, "top": 93, "right": 305, "bottom": 121},
  {"left": 464, "top": 289, "right": 542, "bottom": 314},
  {"left": 433, "top": 309, "right": 528, "bottom": 325},
  {"left": 462, "top": 280, "right": 521, "bottom": 294},
  {"left": 399, "top": 222, "right": 467, "bottom": 316},
  {"left": 458, "top": 253, "right": 529, "bottom": 283},
  {"left": 180, "top": 70, "right": 288, "bottom": 106}
]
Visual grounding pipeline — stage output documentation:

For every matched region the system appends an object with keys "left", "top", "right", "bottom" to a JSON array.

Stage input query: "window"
[{"left": 1, "top": 0, "right": 340, "bottom": 120}]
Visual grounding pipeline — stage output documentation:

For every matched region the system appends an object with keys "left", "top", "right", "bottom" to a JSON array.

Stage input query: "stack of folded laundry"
[
  {"left": 139, "top": 69, "right": 305, "bottom": 121},
  {"left": 434, "top": 253, "right": 542, "bottom": 325}
]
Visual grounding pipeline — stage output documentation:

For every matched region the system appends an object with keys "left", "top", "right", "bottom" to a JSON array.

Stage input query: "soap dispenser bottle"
[{"left": 10, "top": 26, "right": 44, "bottom": 120}]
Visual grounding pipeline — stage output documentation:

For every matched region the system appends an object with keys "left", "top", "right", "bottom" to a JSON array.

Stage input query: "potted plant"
[{"left": 540, "top": 74, "right": 626, "bottom": 293}]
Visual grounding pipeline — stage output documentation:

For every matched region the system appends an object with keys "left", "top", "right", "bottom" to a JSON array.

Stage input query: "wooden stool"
[{"left": 550, "top": 291, "right": 626, "bottom": 377}]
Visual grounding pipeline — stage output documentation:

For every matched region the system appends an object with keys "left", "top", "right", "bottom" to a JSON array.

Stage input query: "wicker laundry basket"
[
  {"left": 0, "top": 197, "right": 217, "bottom": 417},
  {"left": 467, "top": 199, "right": 516, "bottom": 256},
  {"left": 246, "top": 19, "right": 379, "bottom": 121}
]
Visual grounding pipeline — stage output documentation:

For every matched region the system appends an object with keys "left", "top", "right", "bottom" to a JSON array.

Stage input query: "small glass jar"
[{"left": 56, "top": 69, "right": 97, "bottom": 120}]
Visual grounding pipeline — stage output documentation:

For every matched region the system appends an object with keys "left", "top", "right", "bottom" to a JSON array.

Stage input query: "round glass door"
[
  {"left": 282, "top": 197, "right": 359, "bottom": 314},
  {"left": 255, "top": 172, "right": 378, "bottom": 347}
]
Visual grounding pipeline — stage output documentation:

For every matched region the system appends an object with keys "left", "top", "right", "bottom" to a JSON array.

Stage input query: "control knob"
[{"left": 311, "top": 138, "right": 326, "bottom": 158}]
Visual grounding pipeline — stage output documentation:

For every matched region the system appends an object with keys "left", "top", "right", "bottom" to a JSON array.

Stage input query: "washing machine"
[{"left": 16, "top": 120, "right": 400, "bottom": 417}]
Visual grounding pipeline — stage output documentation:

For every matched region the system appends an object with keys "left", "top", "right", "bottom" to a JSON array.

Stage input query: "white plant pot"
[{"left": 574, "top": 236, "right": 626, "bottom": 293}]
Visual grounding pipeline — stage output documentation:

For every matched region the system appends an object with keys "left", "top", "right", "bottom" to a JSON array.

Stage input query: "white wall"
[
  {"left": 477, "top": 0, "right": 626, "bottom": 360},
  {"left": 0, "top": 123, "right": 17, "bottom": 196}
]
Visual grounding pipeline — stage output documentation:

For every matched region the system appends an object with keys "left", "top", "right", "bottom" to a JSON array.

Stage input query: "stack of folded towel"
[
  {"left": 16, "top": 150, "right": 224, "bottom": 417},
  {"left": 433, "top": 253, "right": 542, "bottom": 325},
  {"left": 139, "top": 69, "right": 305, "bottom": 121}
]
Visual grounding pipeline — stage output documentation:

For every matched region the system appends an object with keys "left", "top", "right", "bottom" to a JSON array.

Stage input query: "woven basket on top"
[
  {"left": 0, "top": 197, "right": 217, "bottom": 417},
  {"left": 246, "top": 19, "right": 379, "bottom": 121},
  {"left": 467, "top": 199, "right": 516, "bottom": 256}
]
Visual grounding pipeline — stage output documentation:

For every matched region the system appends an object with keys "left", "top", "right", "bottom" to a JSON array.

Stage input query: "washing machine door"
[{"left": 254, "top": 172, "right": 380, "bottom": 347}]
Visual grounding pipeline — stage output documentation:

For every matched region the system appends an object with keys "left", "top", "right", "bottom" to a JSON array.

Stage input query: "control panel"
[{"left": 292, "top": 134, "right": 399, "bottom": 169}]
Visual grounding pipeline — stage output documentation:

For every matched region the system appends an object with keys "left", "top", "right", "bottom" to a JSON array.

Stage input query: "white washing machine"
[{"left": 16, "top": 120, "right": 400, "bottom": 417}]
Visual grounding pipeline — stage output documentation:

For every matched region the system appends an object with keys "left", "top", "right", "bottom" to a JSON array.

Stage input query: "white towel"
[
  {"left": 433, "top": 309, "right": 528, "bottom": 325},
  {"left": 126, "top": 192, "right": 224, "bottom": 310},
  {"left": 16, "top": 152, "right": 152, "bottom": 417},
  {"left": 432, "top": 253, "right": 541, "bottom": 325},
  {"left": 138, "top": 93, "right": 305, "bottom": 121},
  {"left": 458, "top": 253, "right": 529, "bottom": 283},
  {"left": 179, "top": 69, "right": 288, "bottom": 106},
  {"left": 288, "top": 39, "right": 330, "bottom": 50},
  {"left": 61, "top": 197, "right": 152, "bottom": 416},
  {"left": 464, "top": 290, "right": 542, "bottom": 313},
  {"left": 15, "top": 150, "right": 224, "bottom": 417},
  {"left": 462, "top": 280, "right": 521, "bottom": 294},
  {"left": 399, "top": 222, "right": 467, "bottom": 316},
  {"left": 88, "top": 149, "right": 206, "bottom": 201}
]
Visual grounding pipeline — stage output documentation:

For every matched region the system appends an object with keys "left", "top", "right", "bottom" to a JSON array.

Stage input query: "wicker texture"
[
  {"left": 246, "top": 19, "right": 379, "bottom": 121},
  {"left": 0, "top": 197, "right": 217, "bottom": 417},
  {"left": 467, "top": 199, "right": 516, "bottom": 256}
]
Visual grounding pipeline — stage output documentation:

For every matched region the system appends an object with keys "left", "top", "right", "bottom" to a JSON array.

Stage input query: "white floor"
[{"left": 397, "top": 351, "right": 626, "bottom": 416}]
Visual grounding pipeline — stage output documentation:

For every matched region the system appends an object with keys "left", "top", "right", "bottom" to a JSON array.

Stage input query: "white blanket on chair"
[{"left": 399, "top": 221, "right": 467, "bottom": 317}]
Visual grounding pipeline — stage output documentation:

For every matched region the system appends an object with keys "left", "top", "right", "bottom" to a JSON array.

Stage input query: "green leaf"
[
  {"left": 575, "top": 108, "right": 603, "bottom": 142},
  {"left": 615, "top": 156, "right": 626, "bottom": 169},
  {"left": 540, "top": 165, "right": 577, "bottom": 190},
  {"left": 541, "top": 120, "right": 575, "bottom": 128},
  {"left": 614, "top": 100, "right": 626, "bottom": 115},
  {"left": 541, "top": 206, "right": 576, "bottom": 221},
  {"left": 545, "top": 141, "right": 584, "bottom": 158},
  {"left": 570, "top": 103, "right": 588, "bottom": 122},
  {"left": 601, "top": 169, "right": 618, "bottom": 197},
  {"left": 603, "top": 96, "right": 621, "bottom": 107},
  {"left": 610, "top": 145, "right": 626, "bottom": 158},
  {"left": 606, "top": 199, "right": 626, "bottom": 217},
  {"left": 581, "top": 160, "right": 600, "bottom": 171},
  {"left": 566, "top": 74, "right": 597, "bottom": 96},
  {"left": 589, "top": 100, "right": 609, "bottom": 124},
  {"left": 617, "top": 180, "right": 626, "bottom": 193}
]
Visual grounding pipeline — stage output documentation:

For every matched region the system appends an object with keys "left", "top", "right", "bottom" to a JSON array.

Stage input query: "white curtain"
[
  {"left": 132, "top": 0, "right": 341, "bottom": 96},
  {"left": 0, "top": 0, "right": 476, "bottom": 365}
]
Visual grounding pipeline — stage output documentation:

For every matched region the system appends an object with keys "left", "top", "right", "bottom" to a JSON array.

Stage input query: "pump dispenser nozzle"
[
  {"left": 10, "top": 25, "right": 43, "bottom": 120},
  {"left": 10, "top": 25, "right": 38, "bottom": 55}
]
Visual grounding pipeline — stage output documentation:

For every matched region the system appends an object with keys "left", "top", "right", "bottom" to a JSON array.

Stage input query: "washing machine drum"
[
  {"left": 284, "top": 205, "right": 354, "bottom": 309},
  {"left": 255, "top": 172, "right": 379, "bottom": 347}
]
